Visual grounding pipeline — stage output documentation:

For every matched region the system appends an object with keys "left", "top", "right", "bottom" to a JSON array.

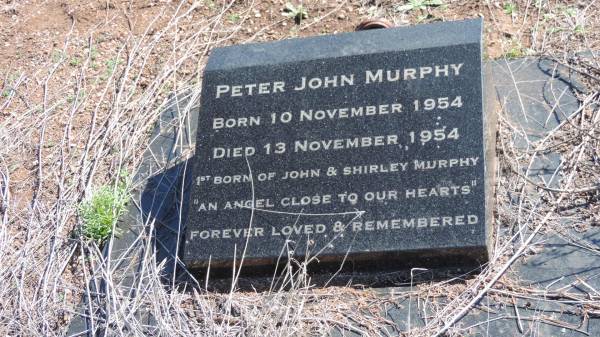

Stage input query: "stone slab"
[{"left": 184, "top": 19, "right": 495, "bottom": 272}]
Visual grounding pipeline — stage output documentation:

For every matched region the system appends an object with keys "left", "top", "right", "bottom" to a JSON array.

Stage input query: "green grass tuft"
[
  {"left": 503, "top": 3, "right": 517, "bottom": 16},
  {"left": 79, "top": 176, "right": 129, "bottom": 243},
  {"left": 396, "top": 0, "right": 445, "bottom": 13},
  {"left": 283, "top": 3, "right": 308, "bottom": 24}
]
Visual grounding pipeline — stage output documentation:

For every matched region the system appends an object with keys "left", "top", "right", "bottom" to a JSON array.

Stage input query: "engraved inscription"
[{"left": 186, "top": 20, "right": 488, "bottom": 268}]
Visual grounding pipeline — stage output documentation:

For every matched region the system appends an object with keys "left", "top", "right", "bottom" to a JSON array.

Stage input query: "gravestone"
[{"left": 183, "top": 18, "right": 495, "bottom": 274}]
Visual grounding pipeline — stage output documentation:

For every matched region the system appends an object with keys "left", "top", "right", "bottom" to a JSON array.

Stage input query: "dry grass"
[{"left": 0, "top": 1, "right": 599, "bottom": 336}]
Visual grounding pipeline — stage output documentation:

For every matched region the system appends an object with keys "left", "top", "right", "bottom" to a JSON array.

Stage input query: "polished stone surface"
[{"left": 184, "top": 19, "right": 495, "bottom": 271}]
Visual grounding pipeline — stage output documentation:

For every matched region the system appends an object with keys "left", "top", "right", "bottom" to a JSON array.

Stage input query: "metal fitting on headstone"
[{"left": 355, "top": 19, "right": 394, "bottom": 31}]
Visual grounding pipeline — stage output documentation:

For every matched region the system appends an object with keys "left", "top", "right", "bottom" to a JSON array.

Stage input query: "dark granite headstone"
[{"left": 183, "top": 19, "right": 496, "bottom": 274}]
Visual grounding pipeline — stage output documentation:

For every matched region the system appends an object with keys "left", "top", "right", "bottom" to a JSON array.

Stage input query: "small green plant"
[
  {"left": 79, "top": 174, "right": 129, "bottom": 243},
  {"left": 89, "top": 46, "right": 99, "bottom": 61},
  {"left": 396, "top": 0, "right": 445, "bottom": 13},
  {"left": 283, "top": 2, "right": 308, "bottom": 24},
  {"left": 88, "top": 46, "right": 99, "bottom": 70},
  {"left": 66, "top": 90, "right": 85, "bottom": 104},
  {"left": 561, "top": 7, "right": 585, "bottom": 34},
  {"left": 51, "top": 50, "right": 66, "bottom": 63},
  {"left": 105, "top": 58, "right": 119, "bottom": 72},
  {"left": 7, "top": 72, "right": 17, "bottom": 83},
  {"left": 503, "top": 3, "right": 517, "bottom": 15},
  {"left": 101, "top": 58, "right": 120, "bottom": 80},
  {"left": 504, "top": 39, "right": 525, "bottom": 59},
  {"left": 542, "top": 12, "right": 555, "bottom": 22},
  {"left": 534, "top": 0, "right": 544, "bottom": 8},
  {"left": 562, "top": 6, "right": 577, "bottom": 18},
  {"left": 69, "top": 57, "right": 82, "bottom": 67},
  {"left": 228, "top": 13, "right": 241, "bottom": 23}
]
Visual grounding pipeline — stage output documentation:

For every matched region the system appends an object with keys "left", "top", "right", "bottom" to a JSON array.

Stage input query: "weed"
[
  {"left": 1, "top": 74, "right": 18, "bottom": 100},
  {"left": 106, "top": 58, "right": 119, "bottom": 72},
  {"left": 504, "top": 39, "right": 525, "bottom": 59},
  {"left": 101, "top": 58, "right": 121, "bottom": 80},
  {"left": 563, "top": 6, "right": 577, "bottom": 18},
  {"left": 228, "top": 13, "right": 241, "bottom": 23},
  {"left": 66, "top": 90, "right": 85, "bottom": 104},
  {"left": 51, "top": 50, "right": 66, "bottom": 63},
  {"left": 160, "top": 81, "right": 174, "bottom": 95},
  {"left": 503, "top": 3, "right": 517, "bottom": 16},
  {"left": 564, "top": 7, "right": 585, "bottom": 34},
  {"left": 69, "top": 57, "right": 82, "bottom": 67},
  {"left": 7, "top": 73, "right": 17, "bottom": 83},
  {"left": 542, "top": 12, "right": 555, "bottom": 22},
  {"left": 283, "top": 3, "right": 308, "bottom": 24},
  {"left": 89, "top": 46, "right": 98, "bottom": 61},
  {"left": 79, "top": 173, "right": 129, "bottom": 243},
  {"left": 395, "top": 0, "right": 445, "bottom": 13}
]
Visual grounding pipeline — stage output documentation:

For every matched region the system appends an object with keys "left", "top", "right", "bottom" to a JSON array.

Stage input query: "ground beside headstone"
[{"left": 67, "top": 54, "right": 600, "bottom": 337}]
